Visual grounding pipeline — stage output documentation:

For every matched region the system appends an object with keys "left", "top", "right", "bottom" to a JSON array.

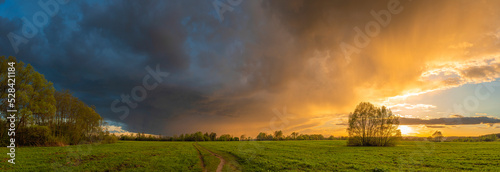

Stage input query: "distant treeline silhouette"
[
  {"left": 118, "top": 130, "right": 347, "bottom": 141},
  {"left": 451, "top": 134, "right": 498, "bottom": 142}
]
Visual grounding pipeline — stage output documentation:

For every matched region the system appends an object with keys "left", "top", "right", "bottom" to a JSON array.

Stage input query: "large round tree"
[{"left": 347, "top": 102, "right": 401, "bottom": 146}]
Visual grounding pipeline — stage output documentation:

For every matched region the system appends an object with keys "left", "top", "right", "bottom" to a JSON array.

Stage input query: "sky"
[{"left": 1, "top": 0, "right": 500, "bottom": 137}]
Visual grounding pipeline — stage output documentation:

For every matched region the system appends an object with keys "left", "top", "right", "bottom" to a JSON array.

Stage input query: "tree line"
[
  {"left": 451, "top": 134, "right": 498, "bottom": 142},
  {"left": 117, "top": 130, "right": 345, "bottom": 142},
  {"left": 255, "top": 131, "right": 338, "bottom": 141},
  {"left": 0, "top": 56, "right": 114, "bottom": 146},
  {"left": 120, "top": 132, "right": 223, "bottom": 141},
  {"left": 428, "top": 131, "right": 498, "bottom": 142},
  {"left": 118, "top": 102, "right": 402, "bottom": 145}
]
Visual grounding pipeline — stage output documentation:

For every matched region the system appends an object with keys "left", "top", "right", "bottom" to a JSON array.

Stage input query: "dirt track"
[{"left": 194, "top": 144, "right": 226, "bottom": 172}]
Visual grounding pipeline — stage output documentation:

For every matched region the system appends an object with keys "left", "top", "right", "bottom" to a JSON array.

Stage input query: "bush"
[
  {"left": 0, "top": 119, "right": 9, "bottom": 146},
  {"left": 46, "top": 136, "right": 69, "bottom": 146},
  {"left": 102, "top": 134, "right": 118, "bottom": 144},
  {"left": 479, "top": 134, "right": 497, "bottom": 142},
  {"left": 347, "top": 102, "right": 401, "bottom": 146},
  {"left": 19, "top": 126, "right": 52, "bottom": 146}
]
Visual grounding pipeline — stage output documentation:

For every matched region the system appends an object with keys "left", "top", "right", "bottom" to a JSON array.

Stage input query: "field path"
[
  {"left": 196, "top": 144, "right": 226, "bottom": 172},
  {"left": 193, "top": 144, "right": 207, "bottom": 172}
]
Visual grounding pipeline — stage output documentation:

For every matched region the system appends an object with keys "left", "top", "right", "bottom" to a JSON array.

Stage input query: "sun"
[{"left": 398, "top": 125, "right": 413, "bottom": 135}]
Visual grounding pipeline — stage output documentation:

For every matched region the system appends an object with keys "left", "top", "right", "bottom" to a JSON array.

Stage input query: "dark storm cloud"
[
  {"left": 0, "top": 16, "right": 21, "bottom": 54},
  {"left": 1, "top": 0, "right": 288, "bottom": 135},
  {"left": 0, "top": 0, "right": 236, "bottom": 134},
  {"left": 77, "top": 1, "right": 191, "bottom": 72},
  {"left": 400, "top": 116, "right": 500, "bottom": 125}
]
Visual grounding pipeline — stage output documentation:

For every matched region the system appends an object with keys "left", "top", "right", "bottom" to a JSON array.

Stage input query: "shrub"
[
  {"left": 46, "top": 136, "right": 69, "bottom": 146},
  {"left": 19, "top": 126, "right": 52, "bottom": 146},
  {"left": 102, "top": 134, "right": 118, "bottom": 144},
  {"left": 347, "top": 102, "right": 401, "bottom": 146}
]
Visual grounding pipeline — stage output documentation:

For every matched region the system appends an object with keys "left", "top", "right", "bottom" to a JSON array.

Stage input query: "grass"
[
  {"left": 197, "top": 143, "right": 242, "bottom": 172},
  {"left": 193, "top": 143, "right": 220, "bottom": 171},
  {"left": 1, "top": 140, "right": 499, "bottom": 171},
  {"left": 0, "top": 141, "right": 201, "bottom": 171},
  {"left": 198, "top": 141, "right": 500, "bottom": 171}
]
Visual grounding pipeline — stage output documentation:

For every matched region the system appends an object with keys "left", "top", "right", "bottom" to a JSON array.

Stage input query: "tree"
[
  {"left": 1, "top": 56, "right": 106, "bottom": 146},
  {"left": 257, "top": 132, "right": 267, "bottom": 141},
  {"left": 204, "top": 132, "right": 211, "bottom": 141},
  {"left": 480, "top": 134, "right": 497, "bottom": 142},
  {"left": 347, "top": 102, "right": 401, "bottom": 146},
  {"left": 430, "top": 131, "right": 444, "bottom": 142},
  {"left": 291, "top": 132, "right": 299, "bottom": 140},
  {"left": 53, "top": 90, "right": 103, "bottom": 144},
  {"left": 240, "top": 134, "right": 246, "bottom": 141},
  {"left": 1, "top": 56, "right": 56, "bottom": 141},
  {"left": 274, "top": 130, "right": 283, "bottom": 140},
  {"left": 209, "top": 132, "right": 217, "bottom": 141},
  {"left": 266, "top": 134, "right": 274, "bottom": 141},
  {"left": 218, "top": 134, "right": 232, "bottom": 141},
  {"left": 194, "top": 132, "right": 204, "bottom": 141}
]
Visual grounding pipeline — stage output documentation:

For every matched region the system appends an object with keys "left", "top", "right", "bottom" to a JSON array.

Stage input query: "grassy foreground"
[
  {"left": 1, "top": 140, "right": 499, "bottom": 171},
  {"left": 199, "top": 141, "right": 500, "bottom": 171},
  {"left": 1, "top": 141, "right": 201, "bottom": 171}
]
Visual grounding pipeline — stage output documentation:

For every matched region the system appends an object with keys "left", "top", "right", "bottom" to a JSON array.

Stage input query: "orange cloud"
[{"left": 116, "top": 1, "right": 500, "bottom": 137}]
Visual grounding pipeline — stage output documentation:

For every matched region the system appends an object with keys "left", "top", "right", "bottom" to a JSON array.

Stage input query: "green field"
[{"left": 2, "top": 141, "right": 500, "bottom": 171}]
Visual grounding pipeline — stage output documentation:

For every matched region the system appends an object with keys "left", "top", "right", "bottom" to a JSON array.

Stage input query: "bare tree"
[{"left": 347, "top": 102, "right": 401, "bottom": 146}]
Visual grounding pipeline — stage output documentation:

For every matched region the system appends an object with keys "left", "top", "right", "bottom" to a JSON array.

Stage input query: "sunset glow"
[{"left": 398, "top": 125, "right": 415, "bottom": 136}]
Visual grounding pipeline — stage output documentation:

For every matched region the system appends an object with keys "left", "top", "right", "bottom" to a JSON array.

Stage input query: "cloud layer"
[
  {"left": 1, "top": 0, "right": 500, "bottom": 136},
  {"left": 400, "top": 116, "right": 500, "bottom": 126}
]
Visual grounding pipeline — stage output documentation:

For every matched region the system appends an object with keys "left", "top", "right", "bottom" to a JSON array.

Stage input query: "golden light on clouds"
[
  {"left": 89, "top": 1, "right": 500, "bottom": 137},
  {"left": 177, "top": 0, "right": 500, "bottom": 137}
]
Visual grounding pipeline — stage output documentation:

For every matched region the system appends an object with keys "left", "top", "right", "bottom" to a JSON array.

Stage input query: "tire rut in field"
[
  {"left": 196, "top": 144, "right": 226, "bottom": 172},
  {"left": 193, "top": 144, "right": 207, "bottom": 172}
]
